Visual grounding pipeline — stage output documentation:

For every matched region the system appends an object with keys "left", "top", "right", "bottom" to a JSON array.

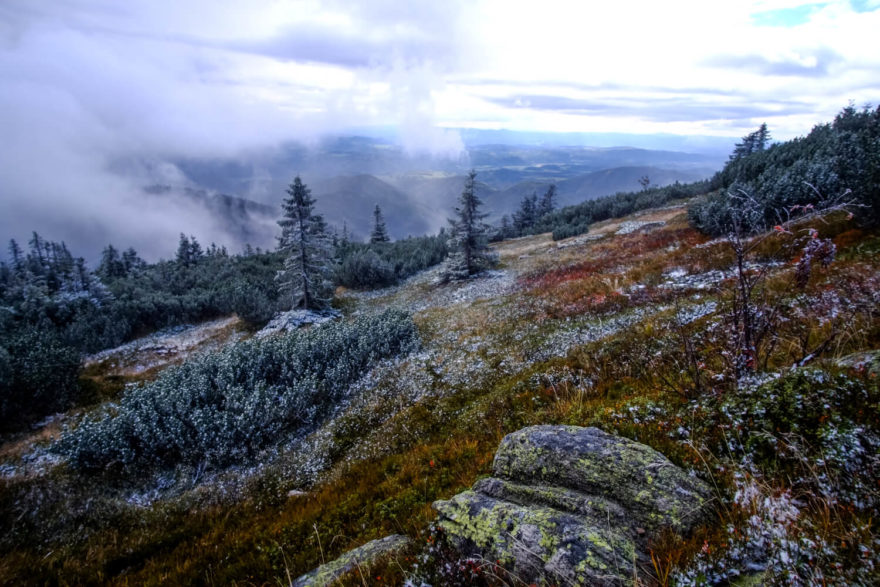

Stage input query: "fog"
[{"left": 0, "top": 1, "right": 469, "bottom": 261}]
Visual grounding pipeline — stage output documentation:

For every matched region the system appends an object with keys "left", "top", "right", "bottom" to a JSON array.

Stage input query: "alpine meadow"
[{"left": 2, "top": 1, "right": 880, "bottom": 585}]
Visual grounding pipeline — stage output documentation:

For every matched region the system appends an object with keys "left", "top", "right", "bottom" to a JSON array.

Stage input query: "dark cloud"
[
  {"left": 703, "top": 47, "right": 843, "bottom": 77},
  {"left": 487, "top": 93, "right": 814, "bottom": 124}
]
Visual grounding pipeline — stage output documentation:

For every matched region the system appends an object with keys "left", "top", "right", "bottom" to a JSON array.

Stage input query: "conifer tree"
[
  {"left": 369, "top": 204, "right": 390, "bottom": 243},
  {"left": 513, "top": 192, "right": 538, "bottom": 234},
  {"left": 730, "top": 123, "right": 771, "bottom": 161},
  {"left": 98, "top": 244, "right": 126, "bottom": 280},
  {"left": 441, "top": 170, "right": 496, "bottom": 281},
  {"left": 8, "top": 239, "right": 23, "bottom": 274},
  {"left": 116, "top": 248, "right": 141, "bottom": 277},
  {"left": 499, "top": 215, "right": 514, "bottom": 239},
  {"left": 276, "top": 176, "right": 333, "bottom": 310},
  {"left": 538, "top": 184, "right": 557, "bottom": 217}
]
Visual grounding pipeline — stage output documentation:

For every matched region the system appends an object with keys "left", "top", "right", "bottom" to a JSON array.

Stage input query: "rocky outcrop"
[
  {"left": 292, "top": 534, "right": 411, "bottom": 587},
  {"left": 257, "top": 309, "right": 340, "bottom": 338},
  {"left": 433, "top": 425, "right": 712, "bottom": 585}
]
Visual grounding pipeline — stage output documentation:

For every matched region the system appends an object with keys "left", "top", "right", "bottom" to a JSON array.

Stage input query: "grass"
[{"left": 2, "top": 205, "right": 879, "bottom": 584}]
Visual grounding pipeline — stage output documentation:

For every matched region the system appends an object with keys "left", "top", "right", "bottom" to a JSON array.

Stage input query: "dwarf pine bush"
[
  {"left": 55, "top": 309, "right": 419, "bottom": 471},
  {"left": 713, "top": 369, "right": 880, "bottom": 507}
]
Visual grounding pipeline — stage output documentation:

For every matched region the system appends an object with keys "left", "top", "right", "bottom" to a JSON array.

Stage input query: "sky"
[{"left": 1, "top": 0, "right": 879, "bottom": 259}]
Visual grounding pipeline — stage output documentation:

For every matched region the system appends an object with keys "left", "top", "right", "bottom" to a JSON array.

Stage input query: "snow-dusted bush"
[
  {"left": 715, "top": 369, "right": 880, "bottom": 508},
  {"left": 55, "top": 309, "right": 419, "bottom": 471}
]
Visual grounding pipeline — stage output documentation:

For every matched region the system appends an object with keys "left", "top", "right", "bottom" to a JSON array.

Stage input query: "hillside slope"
[{"left": 1, "top": 200, "right": 878, "bottom": 585}]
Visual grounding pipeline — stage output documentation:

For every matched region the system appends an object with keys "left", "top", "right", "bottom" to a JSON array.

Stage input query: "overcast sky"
[{"left": 1, "top": 0, "right": 879, "bottom": 258}]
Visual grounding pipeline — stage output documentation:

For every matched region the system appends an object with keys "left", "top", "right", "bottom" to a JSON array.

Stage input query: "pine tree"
[
  {"left": 98, "top": 244, "right": 126, "bottom": 280},
  {"left": 276, "top": 176, "right": 333, "bottom": 310},
  {"left": 176, "top": 234, "right": 192, "bottom": 266},
  {"left": 755, "top": 123, "right": 771, "bottom": 151},
  {"left": 730, "top": 123, "right": 771, "bottom": 161},
  {"left": 8, "top": 239, "right": 23, "bottom": 275},
  {"left": 499, "top": 215, "right": 513, "bottom": 239},
  {"left": 513, "top": 192, "right": 538, "bottom": 234},
  {"left": 538, "top": 184, "right": 557, "bottom": 217},
  {"left": 441, "top": 170, "right": 496, "bottom": 281},
  {"left": 369, "top": 204, "right": 390, "bottom": 243}
]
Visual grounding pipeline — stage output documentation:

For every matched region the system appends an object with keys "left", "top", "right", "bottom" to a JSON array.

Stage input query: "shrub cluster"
[
  {"left": 54, "top": 309, "right": 420, "bottom": 471},
  {"left": 531, "top": 181, "right": 709, "bottom": 241},
  {"left": 690, "top": 104, "right": 880, "bottom": 236},
  {"left": 0, "top": 328, "right": 81, "bottom": 430},
  {"left": 334, "top": 233, "right": 448, "bottom": 289}
]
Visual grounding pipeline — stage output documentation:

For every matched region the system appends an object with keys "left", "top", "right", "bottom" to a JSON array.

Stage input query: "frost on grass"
[
  {"left": 534, "top": 307, "right": 665, "bottom": 362},
  {"left": 83, "top": 316, "right": 245, "bottom": 376}
]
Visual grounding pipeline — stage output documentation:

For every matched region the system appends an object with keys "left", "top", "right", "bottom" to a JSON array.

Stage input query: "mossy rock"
[
  {"left": 434, "top": 425, "right": 712, "bottom": 585},
  {"left": 292, "top": 534, "right": 411, "bottom": 587}
]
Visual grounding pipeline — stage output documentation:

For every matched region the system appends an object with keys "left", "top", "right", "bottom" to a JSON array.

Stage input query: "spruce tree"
[
  {"left": 276, "top": 176, "right": 333, "bottom": 310},
  {"left": 755, "top": 123, "right": 771, "bottom": 151},
  {"left": 441, "top": 170, "right": 496, "bottom": 281},
  {"left": 730, "top": 123, "right": 771, "bottom": 161},
  {"left": 176, "top": 234, "right": 192, "bottom": 266},
  {"left": 369, "top": 204, "right": 391, "bottom": 243},
  {"left": 8, "top": 239, "right": 23, "bottom": 274},
  {"left": 499, "top": 215, "right": 513, "bottom": 240},
  {"left": 98, "top": 244, "right": 126, "bottom": 280},
  {"left": 538, "top": 184, "right": 557, "bottom": 217},
  {"left": 513, "top": 192, "right": 538, "bottom": 234}
]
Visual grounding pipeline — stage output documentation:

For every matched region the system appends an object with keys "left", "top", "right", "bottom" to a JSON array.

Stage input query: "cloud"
[
  {"left": 0, "top": 0, "right": 472, "bottom": 260},
  {"left": 484, "top": 92, "right": 816, "bottom": 126},
  {"left": 704, "top": 48, "right": 843, "bottom": 77},
  {"left": 1, "top": 0, "right": 878, "bottom": 261},
  {"left": 230, "top": 3, "right": 462, "bottom": 70}
]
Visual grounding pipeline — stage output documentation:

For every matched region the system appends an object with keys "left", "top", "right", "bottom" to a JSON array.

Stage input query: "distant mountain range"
[
  {"left": 171, "top": 136, "right": 721, "bottom": 197},
  {"left": 143, "top": 161, "right": 711, "bottom": 246},
  {"left": 129, "top": 136, "right": 725, "bottom": 248}
]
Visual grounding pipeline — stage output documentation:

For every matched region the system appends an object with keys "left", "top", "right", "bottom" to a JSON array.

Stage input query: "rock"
[
  {"left": 556, "top": 233, "right": 604, "bottom": 249},
  {"left": 615, "top": 220, "right": 665, "bottom": 235},
  {"left": 292, "top": 534, "right": 412, "bottom": 587},
  {"left": 256, "top": 309, "right": 340, "bottom": 338},
  {"left": 433, "top": 425, "right": 712, "bottom": 585},
  {"left": 836, "top": 350, "right": 880, "bottom": 376}
]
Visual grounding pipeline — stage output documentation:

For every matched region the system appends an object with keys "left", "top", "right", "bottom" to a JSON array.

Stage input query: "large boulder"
[{"left": 433, "top": 425, "right": 712, "bottom": 585}]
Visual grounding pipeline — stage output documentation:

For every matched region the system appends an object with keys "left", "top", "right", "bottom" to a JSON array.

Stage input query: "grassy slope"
[{"left": 1, "top": 202, "right": 879, "bottom": 585}]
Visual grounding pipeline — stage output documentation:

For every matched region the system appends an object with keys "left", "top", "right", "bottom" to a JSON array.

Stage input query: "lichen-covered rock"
[
  {"left": 434, "top": 425, "right": 712, "bottom": 585},
  {"left": 292, "top": 534, "right": 411, "bottom": 587}
]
